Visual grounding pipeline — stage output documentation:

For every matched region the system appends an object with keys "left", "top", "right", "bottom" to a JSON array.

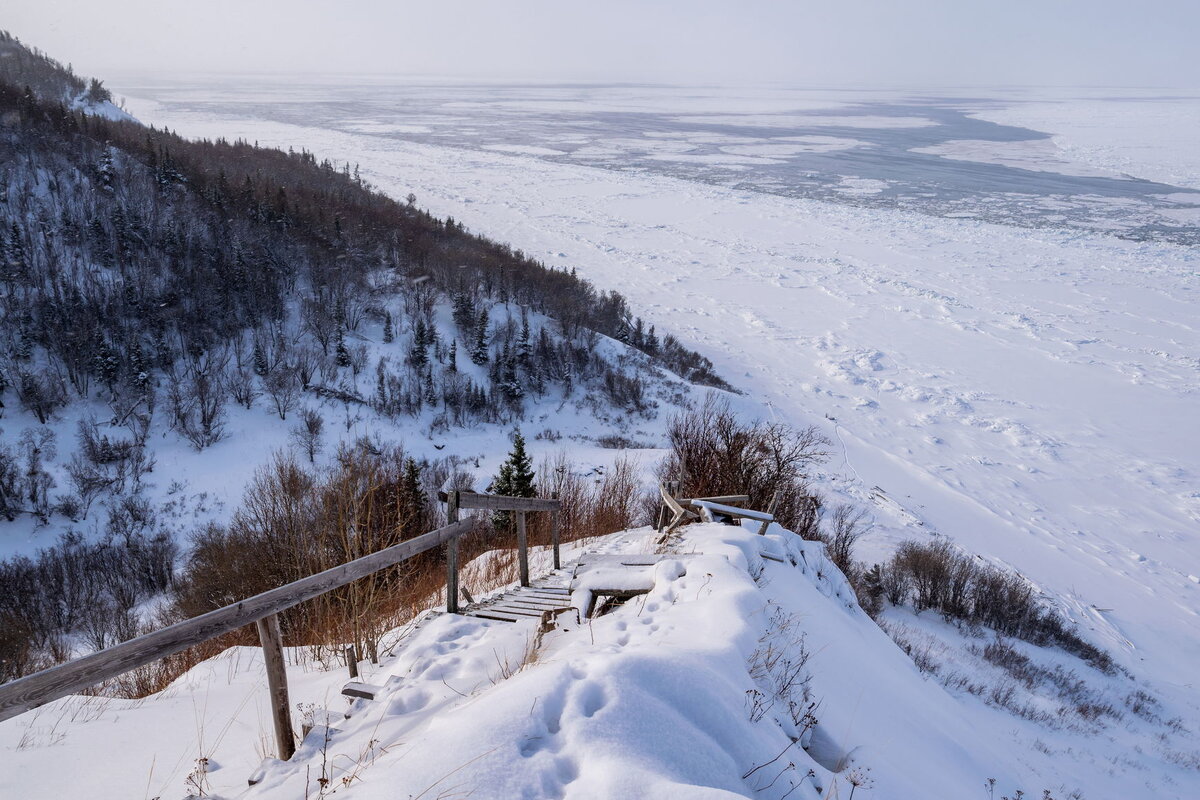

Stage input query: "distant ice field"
[
  {"left": 115, "top": 81, "right": 1200, "bottom": 245},
  {"left": 116, "top": 82, "right": 1200, "bottom": 697}
]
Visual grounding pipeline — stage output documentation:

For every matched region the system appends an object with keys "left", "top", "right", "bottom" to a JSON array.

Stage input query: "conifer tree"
[
  {"left": 253, "top": 340, "right": 268, "bottom": 376},
  {"left": 489, "top": 428, "right": 536, "bottom": 528},
  {"left": 397, "top": 457, "right": 428, "bottom": 537},
  {"left": 335, "top": 331, "right": 351, "bottom": 368},
  {"left": 470, "top": 308, "right": 489, "bottom": 366},
  {"left": 382, "top": 311, "right": 394, "bottom": 343},
  {"left": 518, "top": 310, "right": 532, "bottom": 366},
  {"left": 410, "top": 318, "right": 428, "bottom": 369}
]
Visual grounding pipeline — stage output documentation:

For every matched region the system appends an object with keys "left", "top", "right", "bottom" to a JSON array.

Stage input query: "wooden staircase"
[{"left": 462, "top": 570, "right": 573, "bottom": 623}]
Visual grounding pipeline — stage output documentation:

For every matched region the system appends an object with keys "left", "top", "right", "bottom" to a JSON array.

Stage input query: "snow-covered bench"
[{"left": 688, "top": 499, "right": 774, "bottom": 536}]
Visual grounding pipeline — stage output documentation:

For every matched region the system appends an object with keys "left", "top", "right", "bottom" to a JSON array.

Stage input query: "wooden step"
[
  {"left": 468, "top": 610, "right": 530, "bottom": 623},
  {"left": 341, "top": 682, "right": 385, "bottom": 701},
  {"left": 503, "top": 601, "right": 570, "bottom": 613}
]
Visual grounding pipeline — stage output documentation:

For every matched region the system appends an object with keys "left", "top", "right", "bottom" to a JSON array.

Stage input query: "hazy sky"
[{"left": 7, "top": 0, "right": 1200, "bottom": 87}]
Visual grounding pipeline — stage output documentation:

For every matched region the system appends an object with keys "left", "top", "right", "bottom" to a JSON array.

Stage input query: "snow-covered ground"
[
  {"left": 115, "top": 87, "right": 1200, "bottom": 699},
  {"left": 4, "top": 522, "right": 1196, "bottom": 799},
  {"left": 5, "top": 84, "right": 1193, "bottom": 796}
]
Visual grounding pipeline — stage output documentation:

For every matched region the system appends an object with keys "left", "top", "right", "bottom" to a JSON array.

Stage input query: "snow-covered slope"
[
  {"left": 4, "top": 522, "right": 1195, "bottom": 798},
  {"left": 113, "top": 92, "right": 1200, "bottom": 703}
]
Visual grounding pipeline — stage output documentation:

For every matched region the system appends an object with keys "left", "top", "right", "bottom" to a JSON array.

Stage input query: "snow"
[
  {"left": 910, "top": 137, "right": 1128, "bottom": 179},
  {"left": 967, "top": 91, "right": 1200, "bottom": 190},
  {"left": 111, "top": 87, "right": 1200, "bottom": 702},
  {"left": 6, "top": 522, "right": 1196, "bottom": 798},
  {"left": 8, "top": 82, "right": 1193, "bottom": 795}
]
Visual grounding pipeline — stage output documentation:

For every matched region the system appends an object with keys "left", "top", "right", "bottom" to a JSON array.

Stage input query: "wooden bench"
[{"left": 688, "top": 499, "right": 774, "bottom": 536}]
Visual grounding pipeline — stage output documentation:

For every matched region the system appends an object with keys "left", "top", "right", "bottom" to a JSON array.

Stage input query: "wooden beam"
[
  {"left": 341, "top": 682, "right": 384, "bottom": 701},
  {"left": 255, "top": 614, "right": 295, "bottom": 761},
  {"left": 445, "top": 490, "right": 460, "bottom": 614},
  {"left": 0, "top": 518, "right": 474, "bottom": 723},
  {"left": 687, "top": 495, "right": 750, "bottom": 505},
  {"left": 516, "top": 511, "right": 530, "bottom": 587},
  {"left": 455, "top": 492, "right": 561, "bottom": 512},
  {"left": 550, "top": 491, "right": 561, "bottom": 570},
  {"left": 689, "top": 499, "right": 774, "bottom": 522}
]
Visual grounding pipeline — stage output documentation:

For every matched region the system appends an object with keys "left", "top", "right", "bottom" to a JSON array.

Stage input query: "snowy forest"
[{"left": 0, "top": 31, "right": 727, "bottom": 679}]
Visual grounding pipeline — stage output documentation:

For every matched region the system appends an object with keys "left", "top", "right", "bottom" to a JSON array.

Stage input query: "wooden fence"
[{"left": 0, "top": 491, "right": 561, "bottom": 760}]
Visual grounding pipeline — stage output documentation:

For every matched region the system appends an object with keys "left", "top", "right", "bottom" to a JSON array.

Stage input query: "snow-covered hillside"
[
  {"left": 4, "top": 521, "right": 1196, "bottom": 799},
  {"left": 115, "top": 89, "right": 1200, "bottom": 702}
]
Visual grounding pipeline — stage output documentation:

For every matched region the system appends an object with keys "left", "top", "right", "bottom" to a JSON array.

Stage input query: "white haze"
[{"left": 7, "top": 0, "right": 1200, "bottom": 87}]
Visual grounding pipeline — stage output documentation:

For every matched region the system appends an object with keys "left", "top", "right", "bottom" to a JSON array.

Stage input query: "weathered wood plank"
[
  {"left": 256, "top": 614, "right": 295, "bottom": 760},
  {"left": 486, "top": 605, "right": 544, "bottom": 618},
  {"left": 689, "top": 499, "right": 774, "bottom": 522},
  {"left": 502, "top": 600, "right": 571, "bottom": 613},
  {"left": 550, "top": 491, "right": 561, "bottom": 570},
  {"left": 341, "top": 682, "right": 385, "bottom": 701},
  {"left": 0, "top": 518, "right": 474, "bottom": 723},
  {"left": 687, "top": 495, "right": 750, "bottom": 505},
  {"left": 445, "top": 490, "right": 460, "bottom": 615},
  {"left": 516, "top": 511, "right": 530, "bottom": 587},
  {"left": 455, "top": 492, "right": 561, "bottom": 512},
  {"left": 468, "top": 611, "right": 528, "bottom": 623}
]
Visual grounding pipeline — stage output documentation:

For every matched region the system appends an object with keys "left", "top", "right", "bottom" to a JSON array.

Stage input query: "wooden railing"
[{"left": 0, "top": 491, "right": 561, "bottom": 761}]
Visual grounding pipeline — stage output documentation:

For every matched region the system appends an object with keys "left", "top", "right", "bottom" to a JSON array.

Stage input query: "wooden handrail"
[
  {"left": 0, "top": 518, "right": 474, "bottom": 723},
  {"left": 455, "top": 492, "right": 561, "bottom": 512}
]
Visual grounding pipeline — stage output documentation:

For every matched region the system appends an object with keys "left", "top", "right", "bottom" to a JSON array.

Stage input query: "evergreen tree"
[
  {"left": 335, "top": 331, "right": 351, "bottom": 368},
  {"left": 252, "top": 339, "right": 269, "bottom": 376},
  {"left": 424, "top": 368, "right": 437, "bottom": 407},
  {"left": 470, "top": 308, "right": 489, "bottom": 366},
  {"left": 489, "top": 428, "right": 536, "bottom": 528},
  {"left": 447, "top": 339, "right": 457, "bottom": 373},
  {"left": 452, "top": 291, "right": 475, "bottom": 332},
  {"left": 518, "top": 310, "right": 532, "bottom": 366},
  {"left": 502, "top": 349, "right": 524, "bottom": 406},
  {"left": 382, "top": 310, "right": 394, "bottom": 343},
  {"left": 409, "top": 318, "right": 428, "bottom": 369},
  {"left": 397, "top": 457, "right": 428, "bottom": 537}
]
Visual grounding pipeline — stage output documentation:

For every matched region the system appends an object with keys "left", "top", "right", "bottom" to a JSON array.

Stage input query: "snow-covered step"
[{"left": 341, "top": 682, "right": 386, "bottom": 701}]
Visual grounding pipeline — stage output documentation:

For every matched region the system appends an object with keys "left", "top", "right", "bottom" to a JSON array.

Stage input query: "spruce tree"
[
  {"left": 410, "top": 318, "right": 428, "bottom": 369},
  {"left": 490, "top": 428, "right": 536, "bottom": 528},
  {"left": 470, "top": 308, "right": 489, "bottom": 366},
  {"left": 518, "top": 310, "right": 532, "bottom": 366},
  {"left": 398, "top": 457, "right": 427, "bottom": 536},
  {"left": 383, "top": 311, "right": 394, "bottom": 343}
]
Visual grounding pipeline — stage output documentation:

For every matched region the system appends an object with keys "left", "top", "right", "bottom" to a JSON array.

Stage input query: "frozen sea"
[
  {"left": 115, "top": 80, "right": 1200, "bottom": 699},
  {"left": 118, "top": 80, "right": 1200, "bottom": 243}
]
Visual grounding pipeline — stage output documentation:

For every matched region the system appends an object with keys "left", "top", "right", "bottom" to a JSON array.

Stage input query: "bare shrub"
[
  {"left": 816, "top": 504, "right": 870, "bottom": 578},
  {"left": 0, "top": 527, "right": 177, "bottom": 677},
  {"left": 174, "top": 443, "right": 437, "bottom": 663},
  {"left": 290, "top": 406, "right": 325, "bottom": 463},
  {"left": 536, "top": 452, "right": 640, "bottom": 546},
  {"left": 657, "top": 395, "right": 829, "bottom": 532},
  {"left": 878, "top": 540, "right": 1114, "bottom": 673}
]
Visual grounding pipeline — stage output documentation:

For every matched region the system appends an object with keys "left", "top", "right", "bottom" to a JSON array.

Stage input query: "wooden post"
[
  {"left": 345, "top": 645, "right": 358, "bottom": 679},
  {"left": 516, "top": 510, "right": 530, "bottom": 587},
  {"left": 550, "top": 492, "right": 561, "bottom": 571},
  {"left": 446, "top": 491, "right": 460, "bottom": 614},
  {"left": 255, "top": 614, "right": 295, "bottom": 761}
]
